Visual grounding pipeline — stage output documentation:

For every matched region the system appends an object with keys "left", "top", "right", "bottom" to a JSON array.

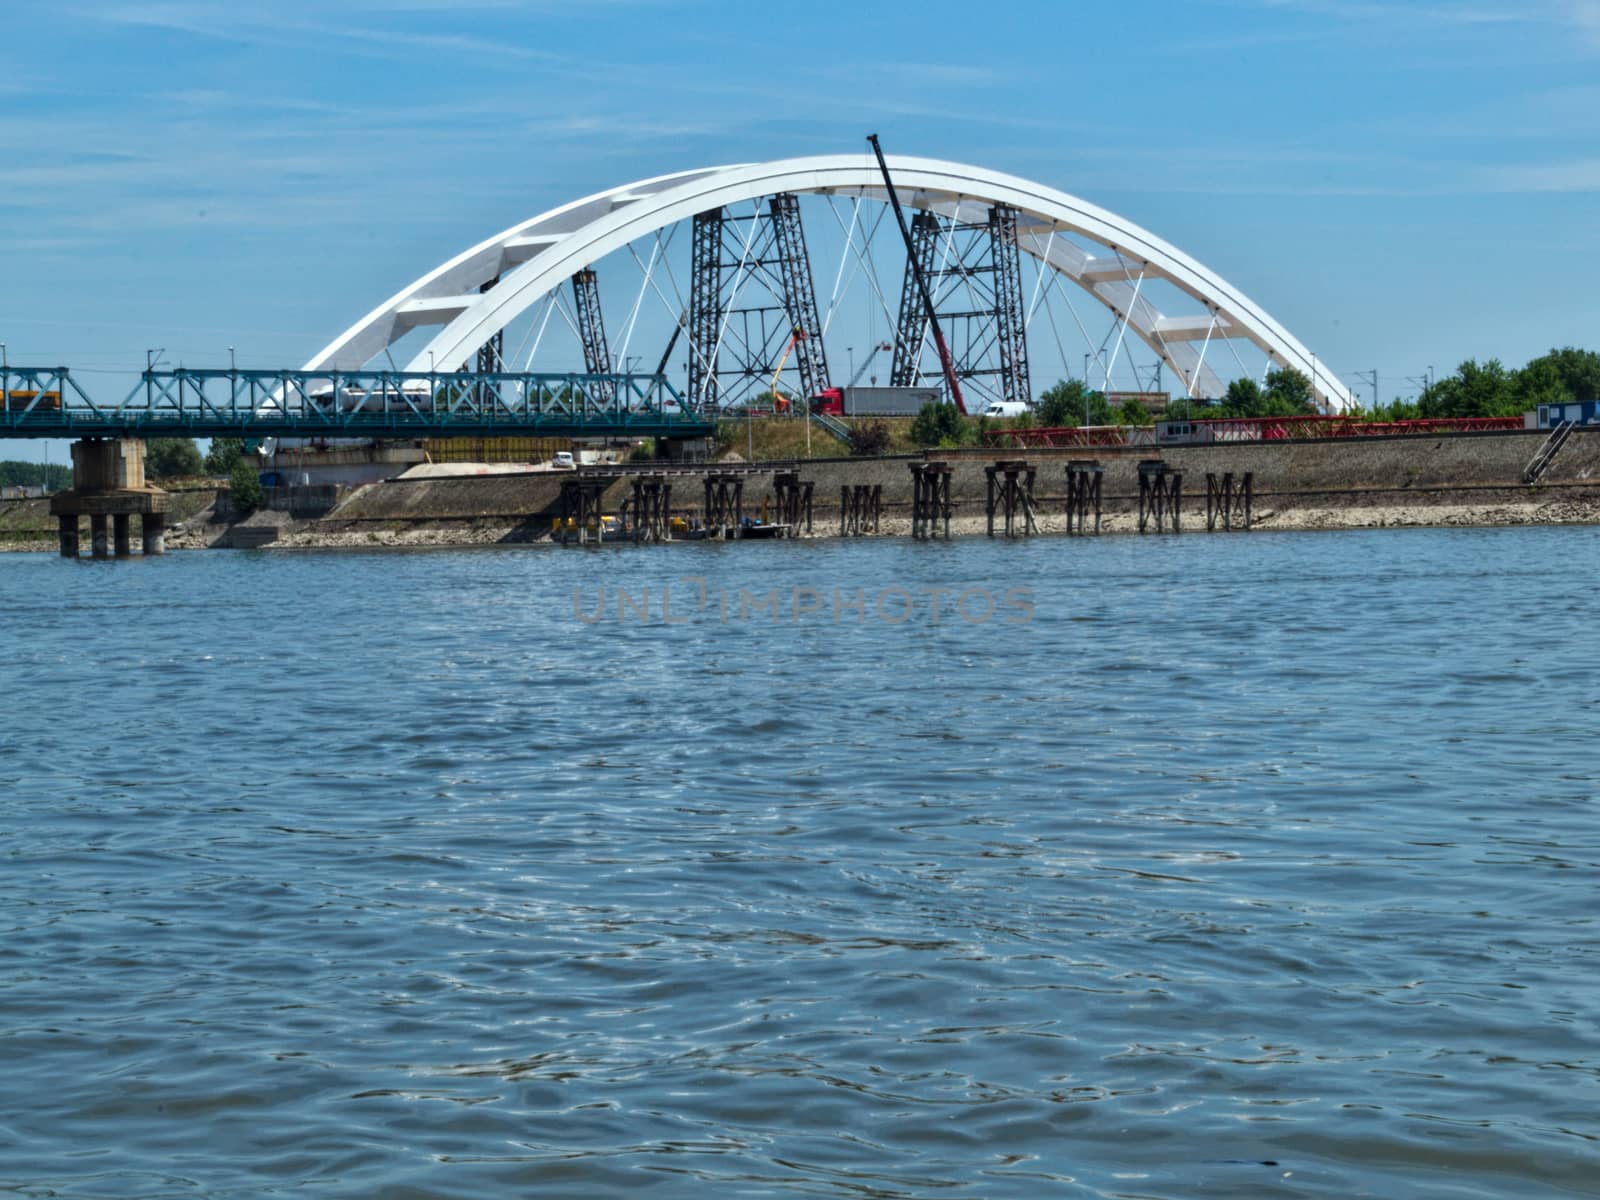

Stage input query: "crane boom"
[
  {"left": 848, "top": 341, "right": 893, "bottom": 389},
  {"left": 867, "top": 133, "right": 967, "bottom": 415}
]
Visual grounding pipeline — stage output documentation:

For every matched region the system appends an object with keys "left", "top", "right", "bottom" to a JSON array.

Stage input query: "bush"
[
  {"left": 146, "top": 438, "right": 203, "bottom": 479},
  {"left": 229, "top": 459, "right": 264, "bottom": 516},
  {"left": 847, "top": 420, "right": 891, "bottom": 457},
  {"left": 908, "top": 401, "right": 968, "bottom": 447},
  {"left": 629, "top": 439, "right": 657, "bottom": 462}
]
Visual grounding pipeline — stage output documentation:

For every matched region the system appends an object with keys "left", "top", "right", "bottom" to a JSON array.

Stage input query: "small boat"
[{"left": 738, "top": 521, "right": 791, "bottom": 540}]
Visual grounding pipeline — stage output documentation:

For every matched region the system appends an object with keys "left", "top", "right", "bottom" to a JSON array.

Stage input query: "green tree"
[
  {"left": 204, "top": 437, "right": 245, "bottom": 475},
  {"left": 0, "top": 461, "right": 73, "bottom": 490},
  {"left": 909, "top": 401, "right": 968, "bottom": 447},
  {"left": 228, "top": 458, "right": 264, "bottom": 515},
  {"left": 1420, "top": 359, "right": 1519, "bottom": 418},
  {"left": 145, "top": 438, "right": 203, "bottom": 479},
  {"left": 1113, "top": 396, "right": 1152, "bottom": 426},
  {"left": 1524, "top": 347, "right": 1600, "bottom": 403},
  {"left": 1262, "top": 367, "right": 1317, "bottom": 415},
  {"left": 1512, "top": 359, "right": 1572, "bottom": 412},
  {"left": 1036, "top": 378, "right": 1108, "bottom": 427},
  {"left": 1219, "top": 377, "right": 1265, "bottom": 417}
]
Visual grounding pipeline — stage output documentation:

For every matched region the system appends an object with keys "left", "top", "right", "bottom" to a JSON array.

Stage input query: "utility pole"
[{"left": 1354, "top": 368, "right": 1378, "bottom": 413}]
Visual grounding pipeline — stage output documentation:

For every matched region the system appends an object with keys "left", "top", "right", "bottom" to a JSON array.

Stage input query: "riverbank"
[
  {"left": 168, "top": 485, "right": 1600, "bottom": 551},
  {"left": 5, "top": 429, "right": 1599, "bottom": 552}
]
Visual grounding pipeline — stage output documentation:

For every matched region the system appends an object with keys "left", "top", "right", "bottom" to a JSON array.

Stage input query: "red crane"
[{"left": 867, "top": 134, "right": 968, "bottom": 416}]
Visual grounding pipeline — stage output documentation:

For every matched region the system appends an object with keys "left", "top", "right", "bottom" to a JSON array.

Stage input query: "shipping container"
[{"left": 812, "top": 386, "right": 941, "bottom": 417}]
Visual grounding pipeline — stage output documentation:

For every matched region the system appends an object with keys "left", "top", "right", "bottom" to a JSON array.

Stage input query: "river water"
[{"left": 1, "top": 528, "right": 1597, "bottom": 1198}]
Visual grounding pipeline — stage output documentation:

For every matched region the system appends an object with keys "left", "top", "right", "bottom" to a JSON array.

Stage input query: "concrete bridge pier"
[
  {"left": 143, "top": 512, "right": 166, "bottom": 556},
  {"left": 49, "top": 438, "right": 171, "bottom": 558}
]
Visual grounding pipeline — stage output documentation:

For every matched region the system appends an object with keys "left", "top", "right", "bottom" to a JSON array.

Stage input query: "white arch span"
[{"left": 305, "top": 155, "right": 1354, "bottom": 412}]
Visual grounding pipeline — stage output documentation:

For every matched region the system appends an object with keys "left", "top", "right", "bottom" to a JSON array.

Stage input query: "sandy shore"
[
  {"left": 9, "top": 491, "right": 1600, "bottom": 555},
  {"left": 166, "top": 491, "right": 1600, "bottom": 550}
]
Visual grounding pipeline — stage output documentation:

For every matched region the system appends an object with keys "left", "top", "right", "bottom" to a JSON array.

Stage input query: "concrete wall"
[{"left": 320, "top": 430, "right": 1600, "bottom": 526}]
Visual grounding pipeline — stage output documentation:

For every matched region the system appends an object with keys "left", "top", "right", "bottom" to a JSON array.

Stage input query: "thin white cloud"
[
  {"left": 1481, "top": 158, "right": 1600, "bottom": 191},
  {"left": 1262, "top": 0, "right": 1540, "bottom": 23},
  {"left": 1568, "top": 0, "right": 1600, "bottom": 45}
]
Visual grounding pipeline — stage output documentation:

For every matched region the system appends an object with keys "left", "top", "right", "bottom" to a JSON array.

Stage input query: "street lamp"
[
  {"left": 228, "top": 345, "right": 236, "bottom": 372},
  {"left": 847, "top": 345, "right": 854, "bottom": 388}
]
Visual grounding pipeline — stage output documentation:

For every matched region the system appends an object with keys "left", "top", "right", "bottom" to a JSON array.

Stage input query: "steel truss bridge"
[
  {"left": 0, "top": 366, "right": 707, "bottom": 439},
  {"left": 2, "top": 153, "right": 1357, "bottom": 442}
]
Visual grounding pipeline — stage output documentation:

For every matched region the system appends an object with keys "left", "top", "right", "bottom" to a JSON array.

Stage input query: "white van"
[
  {"left": 982, "top": 402, "right": 1031, "bottom": 419},
  {"left": 552, "top": 451, "right": 575, "bottom": 470}
]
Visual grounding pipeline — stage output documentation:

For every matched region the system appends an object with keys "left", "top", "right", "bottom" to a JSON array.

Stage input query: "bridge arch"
[{"left": 304, "top": 155, "right": 1354, "bottom": 412}]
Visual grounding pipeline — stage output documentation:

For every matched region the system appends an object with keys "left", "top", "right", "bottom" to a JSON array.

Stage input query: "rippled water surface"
[{"left": 2, "top": 528, "right": 1598, "bottom": 1198}]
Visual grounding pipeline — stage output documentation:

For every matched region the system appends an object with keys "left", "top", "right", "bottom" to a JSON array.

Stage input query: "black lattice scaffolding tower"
[
  {"left": 890, "top": 205, "right": 1032, "bottom": 408},
  {"left": 688, "top": 196, "right": 832, "bottom": 411},
  {"left": 571, "top": 267, "right": 613, "bottom": 402},
  {"left": 689, "top": 208, "right": 724, "bottom": 410},
  {"left": 768, "top": 193, "right": 831, "bottom": 401},
  {"left": 891, "top": 211, "right": 943, "bottom": 388}
]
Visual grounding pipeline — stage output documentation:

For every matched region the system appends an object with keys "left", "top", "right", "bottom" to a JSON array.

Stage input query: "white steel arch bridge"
[{"left": 305, "top": 154, "right": 1354, "bottom": 414}]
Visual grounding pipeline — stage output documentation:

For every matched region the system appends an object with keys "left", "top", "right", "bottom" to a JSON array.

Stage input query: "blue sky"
[{"left": 3, "top": 0, "right": 1600, "bottom": 436}]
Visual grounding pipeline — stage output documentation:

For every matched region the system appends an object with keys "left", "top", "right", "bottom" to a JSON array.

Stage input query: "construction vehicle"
[
  {"left": 810, "top": 341, "right": 897, "bottom": 414},
  {"left": 812, "top": 386, "right": 940, "bottom": 417}
]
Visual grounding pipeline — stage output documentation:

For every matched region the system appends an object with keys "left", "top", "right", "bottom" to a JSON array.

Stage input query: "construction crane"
[
  {"left": 846, "top": 341, "right": 893, "bottom": 389},
  {"left": 867, "top": 133, "right": 968, "bottom": 415}
]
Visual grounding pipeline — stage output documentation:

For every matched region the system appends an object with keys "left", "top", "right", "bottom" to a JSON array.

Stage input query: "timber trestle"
[
  {"left": 984, "top": 459, "right": 1037, "bottom": 538},
  {"left": 1064, "top": 460, "right": 1103, "bottom": 535},
  {"left": 909, "top": 461, "right": 954, "bottom": 540},
  {"left": 1204, "top": 472, "right": 1253, "bottom": 531},
  {"left": 1137, "top": 461, "right": 1183, "bottom": 534},
  {"left": 840, "top": 484, "right": 882, "bottom": 536}
]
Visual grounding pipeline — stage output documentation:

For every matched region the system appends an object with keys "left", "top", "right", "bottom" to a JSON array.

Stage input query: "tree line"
[
  {"left": 898, "top": 346, "right": 1598, "bottom": 446},
  {"left": 0, "top": 461, "right": 73, "bottom": 490}
]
